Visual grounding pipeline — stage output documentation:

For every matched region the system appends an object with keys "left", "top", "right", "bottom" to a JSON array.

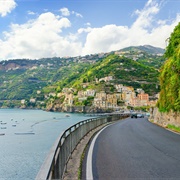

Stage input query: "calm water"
[{"left": 0, "top": 109, "right": 92, "bottom": 180}]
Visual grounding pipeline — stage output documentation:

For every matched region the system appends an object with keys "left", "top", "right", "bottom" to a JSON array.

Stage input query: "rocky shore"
[{"left": 46, "top": 103, "right": 115, "bottom": 113}]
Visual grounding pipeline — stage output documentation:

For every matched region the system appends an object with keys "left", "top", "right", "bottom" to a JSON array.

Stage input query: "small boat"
[
  {"left": 14, "top": 132, "right": 35, "bottom": 135},
  {"left": 65, "top": 114, "right": 70, "bottom": 117},
  {"left": 1, "top": 127, "right": 7, "bottom": 129},
  {"left": 1, "top": 122, "right": 7, "bottom": 125},
  {"left": 0, "top": 133, "right": 5, "bottom": 136},
  {"left": 12, "top": 125, "right": 16, "bottom": 127}
]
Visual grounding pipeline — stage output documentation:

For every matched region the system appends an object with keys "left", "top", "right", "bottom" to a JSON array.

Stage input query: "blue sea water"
[{"left": 0, "top": 109, "right": 91, "bottom": 180}]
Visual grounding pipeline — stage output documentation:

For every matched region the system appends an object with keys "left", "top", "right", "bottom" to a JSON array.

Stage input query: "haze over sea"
[{"left": 0, "top": 109, "right": 91, "bottom": 180}]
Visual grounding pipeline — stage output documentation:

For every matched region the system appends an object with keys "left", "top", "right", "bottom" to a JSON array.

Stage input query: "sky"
[{"left": 0, "top": 0, "right": 179, "bottom": 60}]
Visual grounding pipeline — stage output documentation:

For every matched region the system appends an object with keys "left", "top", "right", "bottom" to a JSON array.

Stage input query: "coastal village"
[{"left": 24, "top": 75, "right": 158, "bottom": 112}]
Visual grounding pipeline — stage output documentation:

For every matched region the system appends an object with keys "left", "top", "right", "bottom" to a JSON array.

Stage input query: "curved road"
[{"left": 83, "top": 117, "right": 180, "bottom": 179}]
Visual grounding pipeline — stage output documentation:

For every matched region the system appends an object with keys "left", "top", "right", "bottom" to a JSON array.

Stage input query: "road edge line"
[{"left": 86, "top": 124, "right": 113, "bottom": 179}]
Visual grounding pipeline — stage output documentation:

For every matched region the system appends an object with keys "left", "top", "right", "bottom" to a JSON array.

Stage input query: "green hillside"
[
  {"left": 157, "top": 22, "right": 180, "bottom": 112},
  {"left": 0, "top": 45, "right": 163, "bottom": 106},
  {"left": 116, "top": 45, "right": 165, "bottom": 69},
  {"left": 120, "top": 45, "right": 165, "bottom": 54},
  {"left": 0, "top": 58, "right": 93, "bottom": 100},
  {"left": 55, "top": 54, "right": 160, "bottom": 96}
]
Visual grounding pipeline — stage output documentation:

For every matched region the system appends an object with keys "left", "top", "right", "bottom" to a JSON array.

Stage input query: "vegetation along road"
[{"left": 83, "top": 117, "right": 180, "bottom": 179}]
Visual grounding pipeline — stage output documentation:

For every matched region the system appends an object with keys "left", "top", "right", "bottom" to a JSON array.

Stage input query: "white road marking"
[{"left": 86, "top": 124, "right": 112, "bottom": 180}]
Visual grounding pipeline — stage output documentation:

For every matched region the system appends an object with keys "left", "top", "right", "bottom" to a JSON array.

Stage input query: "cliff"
[
  {"left": 151, "top": 22, "right": 180, "bottom": 128},
  {"left": 157, "top": 22, "right": 180, "bottom": 113}
]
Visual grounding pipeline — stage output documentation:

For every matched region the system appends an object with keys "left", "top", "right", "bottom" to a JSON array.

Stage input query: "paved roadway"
[{"left": 83, "top": 117, "right": 180, "bottom": 179}]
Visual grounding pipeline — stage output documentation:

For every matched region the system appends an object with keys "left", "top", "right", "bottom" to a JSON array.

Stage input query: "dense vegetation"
[
  {"left": 120, "top": 45, "right": 165, "bottom": 54},
  {"left": 157, "top": 22, "right": 180, "bottom": 112},
  {"left": 0, "top": 45, "right": 164, "bottom": 107},
  {"left": 137, "top": 55, "right": 165, "bottom": 69},
  {"left": 56, "top": 54, "right": 160, "bottom": 96},
  {"left": 116, "top": 45, "right": 165, "bottom": 68},
  {"left": 0, "top": 57, "right": 94, "bottom": 100}
]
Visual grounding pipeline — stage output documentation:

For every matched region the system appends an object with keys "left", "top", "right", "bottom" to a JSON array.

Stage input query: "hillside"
[
  {"left": 0, "top": 57, "right": 96, "bottom": 100},
  {"left": 157, "top": 22, "right": 180, "bottom": 112},
  {"left": 54, "top": 54, "right": 160, "bottom": 96},
  {"left": 115, "top": 45, "right": 165, "bottom": 69},
  {"left": 0, "top": 45, "right": 164, "bottom": 107},
  {"left": 119, "top": 45, "right": 165, "bottom": 54}
]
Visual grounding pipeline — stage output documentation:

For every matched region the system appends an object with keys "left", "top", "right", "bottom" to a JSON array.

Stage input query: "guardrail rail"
[{"left": 36, "top": 113, "right": 128, "bottom": 180}]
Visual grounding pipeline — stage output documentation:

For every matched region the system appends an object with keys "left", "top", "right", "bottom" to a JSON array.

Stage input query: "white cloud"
[
  {"left": 0, "top": 0, "right": 17, "bottom": 17},
  {"left": 82, "top": 0, "right": 180, "bottom": 55},
  {"left": 59, "top": 8, "right": 83, "bottom": 18},
  {"left": 0, "top": 0, "right": 179, "bottom": 60},
  {"left": 132, "top": 0, "right": 159, "bottom": 29},
  {"left": 0, "top": 12, "right": 82, "bottom": 59},
  {"left": 78, "top": 27, "right": 92, "bottom": 34},
  {"left": 27, "top": 11, "right": 36, "bottom": 15},
  {"left": 72, "top": 11, "right": 83, "bottom": 18},
  {"left": 85, "top": 22, "right": 91, "bottom": 26},
  {"left": 82, "top": 25, "right": 129, "bottom": 55},
  {"left": 60, "top": 7, "right": 70, "bottom": 16}
]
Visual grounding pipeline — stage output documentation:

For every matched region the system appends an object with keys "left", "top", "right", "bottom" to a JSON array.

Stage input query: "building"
[
  {"left": 85, "top": 89, "right": 95, "bottom": 97},
  {"left": 30, "top": 98, "right": 36, "bottom": 103},
  {"left": 99, "top": 76, "right": 113, "bottom": 82},
  {"left": 106, "top": 94, "right": 117, "bottom": 108},
  {"left": 130, "top": 93, "right": 149, "bottom": 107},
  {"left": 64, "top": 93, "right": 73, "bottom": 106},
  {"left": 21, "top": 99, "right": 26, "bottom": 104},
  {"left": 137, "top": 93, "right": 149, "bottom": 106},
  {"left": 93, "top": 92, "right": 117, "bottom": 109},
  {"left": 49, "top": 92, "right": 56, "bottom": 97}
]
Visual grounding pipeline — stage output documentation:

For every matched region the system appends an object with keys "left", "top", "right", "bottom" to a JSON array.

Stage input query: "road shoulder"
[{"left": 63, "top": 123, "right": 111, "bottom": 180}]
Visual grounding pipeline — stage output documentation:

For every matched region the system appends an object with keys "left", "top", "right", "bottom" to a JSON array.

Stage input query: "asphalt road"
[{"left": 83, "top": 117, "right": 180, "bottom": 179}]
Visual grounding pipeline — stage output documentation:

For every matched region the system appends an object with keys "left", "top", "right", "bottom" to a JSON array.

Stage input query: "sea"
[{"left": 0, "top": 109, "right": 93, "bottom": 180}]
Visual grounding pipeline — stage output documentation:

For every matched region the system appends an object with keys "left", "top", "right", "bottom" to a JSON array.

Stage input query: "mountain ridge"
[{"left": 118, "top": 45, "right": 165, "bottom": 54}]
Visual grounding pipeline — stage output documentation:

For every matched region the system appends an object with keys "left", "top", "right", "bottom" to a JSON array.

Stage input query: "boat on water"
[
  {"left": 1, "top": 127, "right": 7, "bottom": 129},
  {"left": 0, "top": 133, "right": 5, "bottom": 136},
  {"left": 14, "top": 132, "right": 35, "bottom": 135},
  {"left": 65, "top": 114, "right": 70, "bottom": 117},
  {"left": 1, "top": 122, "right": 7, "bottom": 125}
]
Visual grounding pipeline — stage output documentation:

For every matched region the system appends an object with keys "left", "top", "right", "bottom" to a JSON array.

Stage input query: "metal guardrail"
[{"left": 36, "top": 113, "right": 128, "bottom": 180}]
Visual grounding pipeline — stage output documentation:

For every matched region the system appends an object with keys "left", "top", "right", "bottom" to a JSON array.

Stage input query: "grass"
[
  {"left": 78, "top": 144, "right": 88, "bottom": 180},
  {"left": 167, "top": 124, "right": 180, "bottom": 133},
  {"left": 149, "top": 119, "right": 154, "bottom": 123}
]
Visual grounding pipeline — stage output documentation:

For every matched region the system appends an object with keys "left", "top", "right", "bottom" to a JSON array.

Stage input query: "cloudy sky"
[{"left": 0, "top": 0, "right": 179, "bottom": 60}]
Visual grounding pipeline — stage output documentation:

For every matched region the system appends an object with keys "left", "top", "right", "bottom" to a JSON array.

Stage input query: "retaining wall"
[{"left": 150, "top": 107, "right": 180, "bottom": 127}]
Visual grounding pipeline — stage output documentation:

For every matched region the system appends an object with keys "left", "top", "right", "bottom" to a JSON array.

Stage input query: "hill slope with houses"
[
  {"left": 0, "top": 45, "right": 165, "bottom": 109},
  {"left": 43, "top": 54, "right": 160, "bottom": 112}
]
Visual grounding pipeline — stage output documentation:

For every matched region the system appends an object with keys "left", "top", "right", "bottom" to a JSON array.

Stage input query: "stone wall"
[{"left": 150, "top": 107, "right": 180, "bottom": 127}]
